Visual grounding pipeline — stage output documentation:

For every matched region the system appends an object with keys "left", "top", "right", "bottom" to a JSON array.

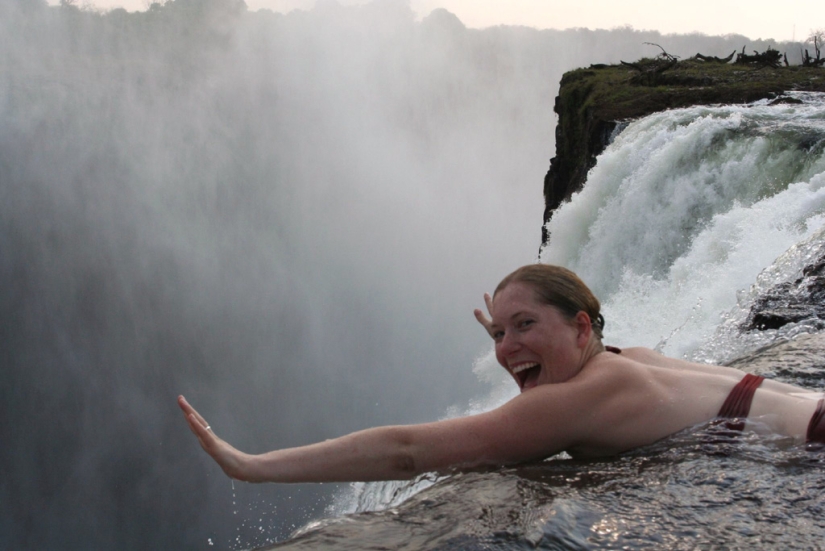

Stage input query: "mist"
[{"left": 0, "top": 0, "right": 800, "bottom": 548}]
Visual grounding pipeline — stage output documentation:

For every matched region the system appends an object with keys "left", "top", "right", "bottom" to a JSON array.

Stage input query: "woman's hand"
[
  {"left": 473, "top": 292, "right": 494, "bottom": 338},
  {"left": 178, "top": 395, "right": 257, "bottom": 482}
]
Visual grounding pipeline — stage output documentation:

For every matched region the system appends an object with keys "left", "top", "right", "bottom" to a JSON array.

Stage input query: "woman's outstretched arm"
[
  {"left": 179, "top": 394, "right": 434, "bottom": 482},
  {"left": 178, "top": 386, "right": 582, "bottom": 483}
]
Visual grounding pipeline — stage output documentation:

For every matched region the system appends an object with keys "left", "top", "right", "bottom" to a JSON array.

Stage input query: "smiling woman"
[{"left": 180, "top": 263, "right": 825, "bottom": 482}]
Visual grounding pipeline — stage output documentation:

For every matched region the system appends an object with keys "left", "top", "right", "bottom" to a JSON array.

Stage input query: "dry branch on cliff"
[
  {"left": 620, "top": 47, "right": 680, "bottom": 86},
  {"left": 802, "top": 35, "right": 824, "bottom": 67},
  {"left": 693, "top": 51, "right": 736, "bottom": 63},
  {"left": 735, "top": 46, "right": 783, "bottom": 68}
]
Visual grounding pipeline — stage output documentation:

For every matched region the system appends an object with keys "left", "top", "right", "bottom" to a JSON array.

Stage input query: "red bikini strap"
[
  {"left": 807, "top": 398, "right": 825, "bottom": 443},
  {"left": 717, "top": 373, "right": 765, "bottom": 419}
]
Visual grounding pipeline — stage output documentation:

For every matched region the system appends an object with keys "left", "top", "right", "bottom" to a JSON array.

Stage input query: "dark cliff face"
[
  {"left": 542, "top": 60, "right": 825, "bottom": 244},
  {"left": 542, "top": 68, "right": 618, "bottom": 244}
]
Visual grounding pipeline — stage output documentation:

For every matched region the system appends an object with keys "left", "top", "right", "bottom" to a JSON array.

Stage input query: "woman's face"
[{"left": 490, "top": 282, "right": 585, "bottom": 392}]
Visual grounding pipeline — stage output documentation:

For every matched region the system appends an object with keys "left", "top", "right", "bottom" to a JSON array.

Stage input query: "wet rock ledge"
[{"left": 543, "top": 59, "right": 825, "bottom": 243}]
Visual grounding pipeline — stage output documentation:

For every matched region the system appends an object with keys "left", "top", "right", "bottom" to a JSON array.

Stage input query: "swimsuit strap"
[
  {"left": 717, "top": 373, "right": 765, "bottom": 420},
  {"left": 605, "top": 345, "right": 622, "bottom": 354},
  {"left": 807, "top": 398, "right": 825, "bottom": 443}
]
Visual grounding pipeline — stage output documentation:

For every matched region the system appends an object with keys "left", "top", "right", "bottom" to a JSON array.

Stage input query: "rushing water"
[{"left": 279, "top": 93, "right": 825, "bottom": 550}]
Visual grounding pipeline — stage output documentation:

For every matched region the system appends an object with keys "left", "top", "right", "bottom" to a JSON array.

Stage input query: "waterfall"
[{"left": 542, "top": 93, "right": 825, "bottom": 360}]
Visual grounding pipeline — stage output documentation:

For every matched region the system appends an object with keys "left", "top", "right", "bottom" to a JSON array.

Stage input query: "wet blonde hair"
[{"left": 494, "top": 264, "right": 604, "bottom": 339}]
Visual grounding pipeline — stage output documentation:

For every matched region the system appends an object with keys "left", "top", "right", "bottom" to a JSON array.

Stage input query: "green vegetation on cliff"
[{"left": 562, "top": 58, "right": 825, "bottom": 122}]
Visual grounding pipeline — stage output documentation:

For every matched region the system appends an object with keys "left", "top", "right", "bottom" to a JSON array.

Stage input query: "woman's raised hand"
[
  {"left": 178, "top": 395, "right": 256, "bottom": 482},
  {"left": 473, "top": 292, "right": 494, "bottom": 338}
]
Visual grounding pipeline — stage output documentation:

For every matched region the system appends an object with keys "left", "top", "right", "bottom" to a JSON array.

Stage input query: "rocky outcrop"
[
  {"left": 743, "top": 255, "right": 825, "bottom": 332},
  {"left": 543, "top": 60, "right": 825, "bottom": 243}
]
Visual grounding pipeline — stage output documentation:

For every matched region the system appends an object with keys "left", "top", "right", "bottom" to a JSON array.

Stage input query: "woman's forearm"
[{"left": 245, "top": 425, "right": 421, "bottom": 483}]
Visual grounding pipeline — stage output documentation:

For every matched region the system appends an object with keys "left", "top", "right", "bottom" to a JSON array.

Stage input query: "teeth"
[{"left": 511, "top": 363, "right": 539, "bottom": 374}]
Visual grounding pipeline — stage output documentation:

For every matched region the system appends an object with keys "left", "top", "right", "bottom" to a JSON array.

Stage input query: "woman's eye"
[
  {"left": 492, "top": 330, "right": 504, "bottom": 340},
  {"left": 518, "top": 319, "right": 534, "bottom": 329}
]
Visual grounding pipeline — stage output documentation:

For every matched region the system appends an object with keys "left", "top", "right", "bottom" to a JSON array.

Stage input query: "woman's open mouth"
[{"left": 511, "top": 362, "right": 541, "bottom": 391}]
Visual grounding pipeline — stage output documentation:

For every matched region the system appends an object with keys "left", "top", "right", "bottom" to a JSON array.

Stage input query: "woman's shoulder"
[
  {"left": 612, "top": 347, "right": 740, "bottom": 377},
  {"left": 574, "top": 349, "right": 657, "bottom": 390},
  {"left": 612, "top": 346, "right": 669, "bottom": 365},
  {"left": 582, "top": 347, "right": 660, "bottom": 373}
]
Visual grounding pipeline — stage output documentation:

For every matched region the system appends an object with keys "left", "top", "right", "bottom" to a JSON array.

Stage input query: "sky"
[{"left": 63, "top": 0, "right": 821, "bottom": 42}]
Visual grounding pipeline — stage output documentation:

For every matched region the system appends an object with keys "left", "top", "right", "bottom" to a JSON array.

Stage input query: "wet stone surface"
[
  {"left": 726, "top": 332, "right": 825, "bottom": 388},
  {"left": 744, "top": 257, "right": 825, "bottom": 331}
]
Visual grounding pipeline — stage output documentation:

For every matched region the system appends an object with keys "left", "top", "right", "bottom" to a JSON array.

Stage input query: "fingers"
[
  {"left": 179, "top": 395, "right": 215, "bottom": 444},
  {"left": 188, "top": 413, "right": 212, "bottom": 440},
  {"left": 474, "top": 308, "right": 490, "bottom": 327},
  {"left": 474, "top": 292, "right": 494, "bottom": 337},
  {"left": 178, "top": 395, "right": 209, "bottom": 427}
]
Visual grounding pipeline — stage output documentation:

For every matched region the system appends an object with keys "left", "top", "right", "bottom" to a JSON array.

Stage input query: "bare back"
[{"left": 563, "top": 347, "right": 821, "bottom": 457}]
